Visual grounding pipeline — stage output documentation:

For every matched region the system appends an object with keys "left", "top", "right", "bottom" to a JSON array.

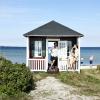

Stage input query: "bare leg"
[
  {"left": 72, "top": 64, "right": 75, "bottom": 72},
  {"left": 68, "top": 59, "right": 70, "bottom": 69},
  {"left": 72, "top": 61, "right": 75, "bottom": 70},
  {"left": 70, "top": 63, "right": 72, "bottom": 69},
  {"left": 51, "top": 60, "right": 55, "bottom": 67}
]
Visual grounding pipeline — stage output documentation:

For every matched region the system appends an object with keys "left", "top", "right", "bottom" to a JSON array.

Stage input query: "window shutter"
[
  {"left": 30, "top": 40, "right": 34, "bottom": 57},
  {"left": 42, "top": 39, "right": 46, "bottom": 58}
]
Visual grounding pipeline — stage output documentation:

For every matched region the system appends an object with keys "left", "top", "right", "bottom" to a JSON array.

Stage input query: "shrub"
[{"left": 0, "top": 57, "right": 35, "bottom": 96}]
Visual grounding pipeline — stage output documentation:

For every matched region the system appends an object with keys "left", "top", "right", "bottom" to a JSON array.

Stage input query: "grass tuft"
[{"left": 56, "top": 69, "right": 100, "bottom": 96}]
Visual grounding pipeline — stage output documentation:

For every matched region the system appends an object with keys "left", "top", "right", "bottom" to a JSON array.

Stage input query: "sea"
[{"left": 0, "top": 46, "right": 100, "bottom": 65}]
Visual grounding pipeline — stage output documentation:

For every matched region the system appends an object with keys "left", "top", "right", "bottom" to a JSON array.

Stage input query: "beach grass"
[
  {"left": 32, "top": 72, "right": 58, "bottom": 82},
  {"left": 32, "top": 72, "right": 49, "bottom": 82},
  {"left": 0, "top": 93, "right": 31, "bottom": 100},
  {"left": 32, "top": 67, "right": 100, "bottom": 97},
  {"left": 56, "top": 70, "right": 100, "bottom": 96}
]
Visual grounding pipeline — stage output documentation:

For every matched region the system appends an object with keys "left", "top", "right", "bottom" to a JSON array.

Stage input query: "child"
[
  {"left": 81, "top": 57, "right": 84, "bottom": 65},
  {"left": 89, "top": 55, "right": 94, "bottom": 67}
]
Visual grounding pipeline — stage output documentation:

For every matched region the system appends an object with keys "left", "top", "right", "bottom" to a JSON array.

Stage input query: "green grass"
[
  {"left": 2, "top": 69, "right": 100, "bottom": 99},
  {"left": 56, "top": 69, "right": 100, "bottom": 96},
  {"left": 0, "top": 93, "right": 32, "bottom": 100},
  {"left": 32, "top": 72, "right": 49, "bottom": 82},
  {"left": 32, "top": 68, "right": 100, "bottom": 97},
  {"left": 32, "top": 71, "right": 60, "bottom": 82}
]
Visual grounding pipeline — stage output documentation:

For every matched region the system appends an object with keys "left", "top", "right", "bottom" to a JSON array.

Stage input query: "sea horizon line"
[{"left": 0, "top": 46, "right": 100, "bottom": 48}]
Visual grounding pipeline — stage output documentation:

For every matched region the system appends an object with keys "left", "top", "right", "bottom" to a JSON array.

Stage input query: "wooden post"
[
  {"left": 78, "top": 37, "right": 80, "bottom": 73},
  {"left": 58, "top": 40, "right": 60, "bottom": 71},
  {"left": 26, "top": 37, "right": 29, "bottom": 67},
  {"left": 45, "top": 39, "right": 48, "bottom": 72}
]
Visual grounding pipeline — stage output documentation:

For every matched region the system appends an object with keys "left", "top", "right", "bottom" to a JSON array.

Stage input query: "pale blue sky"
[{"left": 0, "top": 0, "right": 100, "bottom": 47}]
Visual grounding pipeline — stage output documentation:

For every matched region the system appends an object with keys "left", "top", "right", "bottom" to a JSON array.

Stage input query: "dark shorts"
[
  {"left": 90, "top": 60, "right": 93, "bottom": 64},
  {"left": 51, "top": 56, "right": 58, "bottom": 66},
  {"left": 81, "top": 61, "right": 83, "bottom": 64},
  {"left": 51, "top": 56, "right": 57, "bottom": 61}
]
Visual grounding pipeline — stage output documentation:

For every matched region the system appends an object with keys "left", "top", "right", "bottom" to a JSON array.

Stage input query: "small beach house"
[{"left": 23, "top": 21, "right": 83, "bottom": 72}]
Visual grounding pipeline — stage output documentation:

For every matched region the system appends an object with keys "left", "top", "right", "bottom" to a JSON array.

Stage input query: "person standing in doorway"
[{"left": 51, "top": 42, "right": 58, "bottom": 68}]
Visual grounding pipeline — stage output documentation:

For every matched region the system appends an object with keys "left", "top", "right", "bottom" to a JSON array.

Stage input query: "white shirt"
[
  {"left": 89, "top": 56, "right": 94, "bottom": 60},
  {"left": 51, "top": 47, "right": 58, "bottom": 57}
]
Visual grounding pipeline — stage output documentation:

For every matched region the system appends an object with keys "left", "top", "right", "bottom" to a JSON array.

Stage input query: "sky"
[{"left": 0, "top": 0, "right": 100, "bottom": 47}]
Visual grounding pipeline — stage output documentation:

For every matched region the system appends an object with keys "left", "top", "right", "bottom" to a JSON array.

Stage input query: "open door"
[
  {"left": 47, "top": 41, "right": 59, "bottom": 72},
  {"left": 58, "top": 41, "right": 68, "bottom": 71}
]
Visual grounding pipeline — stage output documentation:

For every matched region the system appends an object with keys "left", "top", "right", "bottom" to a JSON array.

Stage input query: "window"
[
  {"left": 30, "top": 39, "right": 46, "bottom": 58},
  {"left": 34, "top": 41, "right": 42, "bottom": 57},
  {"left": 59, "top": 40, "right": 72, "bottom": 58},
  {"left": 67, "top": 41, "right": 72, "bottom": 56},
  {"left": 59, "top": 41, "right": 67, "bottom": 58}
]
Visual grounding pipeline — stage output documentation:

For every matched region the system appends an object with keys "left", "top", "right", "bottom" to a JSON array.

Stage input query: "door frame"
[{"left": 46, "top": 38, "right": 60, "bottom": 71}]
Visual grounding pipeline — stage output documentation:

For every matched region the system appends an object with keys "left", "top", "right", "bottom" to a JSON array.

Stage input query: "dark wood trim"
[
  {"left": 60, "top": 37, "right": 77, "bottom": 40},
  {"left": 29, "top": 36, "right": 46, "bottom": 40}
]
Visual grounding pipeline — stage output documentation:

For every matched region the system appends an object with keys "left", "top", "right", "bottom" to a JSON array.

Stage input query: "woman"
[
  {"left": 74, "top": 45, "right": 79, "bottom": 60},
  {"left": 69, "top": 47, "right": 76, "bottom": 70},
  {"left": 74, "top": 45, "right": 79, "bottom": 69}
]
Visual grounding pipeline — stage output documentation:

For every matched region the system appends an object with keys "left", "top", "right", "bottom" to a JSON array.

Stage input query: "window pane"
[
  {"left": 34, "top": 41, "right": 42, "bottom": 57},
  {"left": 38, "top": 41, "right": 42, "bottom": 56},
  {"left": 67, "top": 41, "right": 72, "bottom": 56},
  {"left": 30, "top": 39, "right": 46, "bottom": 58},
  {"left": 59, "top": 41, "right": 67, "bottom": 58}
]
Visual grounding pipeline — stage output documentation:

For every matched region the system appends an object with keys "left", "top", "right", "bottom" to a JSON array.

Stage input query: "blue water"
[
  {"left": 0, "top": 46, "right": 100, "bottom": 65},
  {"left": 80, "top": 47, "right": 100, "bottom": 65},
  {"left": 0, "top": 46, "right": 26, "bottom": 64}
]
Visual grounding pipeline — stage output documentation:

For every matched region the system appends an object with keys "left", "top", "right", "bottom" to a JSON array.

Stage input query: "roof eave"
[{"left": 24, "top": 34, "right": 83, "bottom": 37}]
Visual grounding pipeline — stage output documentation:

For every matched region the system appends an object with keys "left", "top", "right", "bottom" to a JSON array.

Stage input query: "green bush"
[{"left": 0, "top": 57, "right": 35, "bottom": 96}]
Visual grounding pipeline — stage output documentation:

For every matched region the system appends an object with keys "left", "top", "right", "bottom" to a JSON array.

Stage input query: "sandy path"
[{"left": 29, "top": 76, "right": 99, "bottom": 100}]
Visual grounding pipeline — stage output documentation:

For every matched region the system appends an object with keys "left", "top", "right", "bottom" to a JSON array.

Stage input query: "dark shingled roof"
[{"left": 23, "top": 20, "right": 83, "bottom": 37}]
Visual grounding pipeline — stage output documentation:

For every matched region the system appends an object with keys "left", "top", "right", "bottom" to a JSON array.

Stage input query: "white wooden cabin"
[{"left": 23, "top": 21, "right": 83, "bottom": 72}]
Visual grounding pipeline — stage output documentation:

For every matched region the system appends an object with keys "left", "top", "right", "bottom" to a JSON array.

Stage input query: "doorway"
[{"left": 47, "top": 41, "right": 58, "bottom": 71}]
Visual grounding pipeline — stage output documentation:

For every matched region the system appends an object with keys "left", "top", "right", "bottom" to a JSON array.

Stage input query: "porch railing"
[
  {"left": 59, "top": 58, "right": 79, "bottom": 71},
  {"left": 28, "top": 58, "right": 79, "bottom": 72},
  {"left": 59, "top": 59, "right": 68, "bottom": 71},
  {"left": 28, "top": 59, "right": 46, "bottom": 71}
]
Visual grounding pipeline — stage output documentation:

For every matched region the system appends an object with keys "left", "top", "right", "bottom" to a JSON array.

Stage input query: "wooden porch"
[{"left": 28, "top": 58, "right": 79, "bottom": 72}]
